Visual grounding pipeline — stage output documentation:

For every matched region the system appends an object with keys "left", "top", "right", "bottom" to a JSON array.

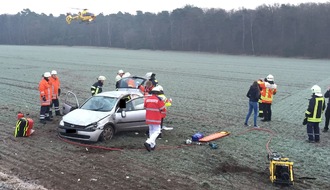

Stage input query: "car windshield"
[
  {"left": 81, "top": 96, "right": 117, "bottom": 111},
  {"left": 117, "top": 77, "right": 145, "bottom": 89}
]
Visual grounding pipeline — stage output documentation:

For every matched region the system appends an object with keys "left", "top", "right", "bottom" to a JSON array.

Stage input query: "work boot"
[
  {"left": 144, "top": 142, "right": 151, "bottom": 152},
  {"left": 39, "top": 119, "right": 46, "bottom": 124},
  {"left": 323, "top": 128, "right": 328, "bottom": 132},
  {"left": 45, "top": 117, "right": 53, "bottom": 121}
]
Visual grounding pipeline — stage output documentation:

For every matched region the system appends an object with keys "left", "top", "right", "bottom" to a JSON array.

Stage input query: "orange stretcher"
[{"left": 198, "top": 131, "right": 230, "bottom": 142}]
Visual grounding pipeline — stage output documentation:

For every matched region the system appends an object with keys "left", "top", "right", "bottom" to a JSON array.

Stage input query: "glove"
[
  {"left": 58, "top": 88, "right": 61, "bottom": 96},
  {"left": 42, "top": 96, "right": 46, "bottom": 101},
  {"left": 302, "top": 118, "right": 307, "bottom": 125}
]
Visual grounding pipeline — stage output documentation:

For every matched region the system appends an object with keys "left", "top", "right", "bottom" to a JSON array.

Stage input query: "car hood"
[{"left": 63, "top": 109, "right": 110, "bottom": 126}]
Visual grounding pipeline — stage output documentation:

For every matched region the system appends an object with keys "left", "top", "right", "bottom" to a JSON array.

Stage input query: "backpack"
[{"left": 14, "top": 117, "right": 34, "bottom": 137}]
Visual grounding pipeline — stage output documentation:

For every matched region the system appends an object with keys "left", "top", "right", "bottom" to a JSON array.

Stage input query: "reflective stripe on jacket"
[
  {"left": 91, "top": 81, "right": 103, "bottom": 96},
  {"left": 158, "top": 94, "right": 172, "bottom": 107},
  {"left": 259, "top": 82, "right": 277, "bottom": 104},
  {"left": 49, "top": 77, "right": 60, "bottom": 99},
  {"left": 39, "top": 78, "right": 51, "bottom": 106},
  {"left": 144, "top": 95, "right": 165, "bottom": 125},
  {"left": 305, "top": 96, "right": 325, "bottom": 122}
]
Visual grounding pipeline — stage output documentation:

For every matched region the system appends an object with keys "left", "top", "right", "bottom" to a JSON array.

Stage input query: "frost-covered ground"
[{"left": 0, "top": 45, "right": 329, "bottom": 190}]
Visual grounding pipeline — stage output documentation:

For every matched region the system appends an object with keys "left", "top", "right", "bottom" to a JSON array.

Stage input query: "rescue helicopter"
[{"left": 66, "top": 9, "right": 96, "bottom": 24}]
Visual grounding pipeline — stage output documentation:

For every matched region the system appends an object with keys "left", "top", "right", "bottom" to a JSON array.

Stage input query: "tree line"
[{"left": 1, "top": 3, "right": 330, "bottom": 58}]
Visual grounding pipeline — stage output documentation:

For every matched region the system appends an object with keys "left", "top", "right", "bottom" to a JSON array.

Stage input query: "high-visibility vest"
[{"left": 259, "top": 82, "right": 277, "bottom": 104}]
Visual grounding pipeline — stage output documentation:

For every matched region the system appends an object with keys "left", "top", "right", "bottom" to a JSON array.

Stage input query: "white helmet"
[
  {"left": 156, "top": 85, "right": 163, "bottom": 91},
  {"left": 152, "top": 86, "right": 162, "bottom": 92},
  {"left": 118, "top": 69, "right": 124, "bottom": 74},
  {"left": 145, "top": 72, "right": 153, "bottom": 78},
  {"left": 51, "top": 70, "right": 57, "bottom": 75},
  {"left": 122, "top": 72, "right": 131, "bottom": 78},
  {"left": 44, "top": 72, "right": 51, "bottom": 78},
  {"left": 266, "top": 74, "right": 274, "bottom": 82},
  {"left": 98, "top": 76, "right": 106, "bottom": 81},
  {"left": 311, "top": 85, "right": 322, "bottom": 96}
]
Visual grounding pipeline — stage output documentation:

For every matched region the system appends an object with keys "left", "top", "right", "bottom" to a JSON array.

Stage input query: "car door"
[
  {"left": 115, "top": 97, "right": 146, "bottom": 131},
  {"left": 62, "top": 91, "right": 79, "bottom": 115}
]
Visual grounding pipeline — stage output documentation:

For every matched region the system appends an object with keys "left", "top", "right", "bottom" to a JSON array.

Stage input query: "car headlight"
[
  {"left": 59, "top": 120, "right": 64, "bottom": 126},
  {"left": 85, "top": 122, "right": 98, "bottom": 130}
]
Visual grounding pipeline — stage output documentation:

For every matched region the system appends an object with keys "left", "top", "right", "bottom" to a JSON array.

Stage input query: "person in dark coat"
[
  {"left": 323, "top": 86, "right": 330, "bottom": 132},
  {"left": 244, "top": 81, "right": 261, "bottom": 128},
  {"left": 305, "top": 85, "right": 325, "bottom": 143},
  {"left": 91, "top": 76, "right": 106, "bottom": 96}
]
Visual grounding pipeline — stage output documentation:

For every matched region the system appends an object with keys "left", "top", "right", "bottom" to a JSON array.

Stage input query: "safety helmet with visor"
[
  {"left": 145, "top": 72, "right": 153, "bottom": 79},
  {"left": 151, "top": 86, "right": 162, "bottom": 92},
  {"left": 311, "top": 85, "right": 322, "bottom": 96},
  {"left": 266, "top": 74, "right": 274, "bottom": 82},
  {"left": 122, "top": 72, "right": 131, "bottom": 78},
  {"left": 44, "top": 72, "right": 51, "bottom": 78},
  {"left": 98, "top": 76, "right": 106, "bottom": 81}
]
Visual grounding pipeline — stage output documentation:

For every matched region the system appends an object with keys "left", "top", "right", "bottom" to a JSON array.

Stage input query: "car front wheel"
[{"left": 99, "top": 125, "right": 114, "bottom": 142}]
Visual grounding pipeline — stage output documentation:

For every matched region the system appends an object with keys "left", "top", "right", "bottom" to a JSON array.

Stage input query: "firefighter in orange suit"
[
  {"left": 259, "top": 74, "right": 277, "bottom": 122},
  {"left": 143, "top": 87, "right": 166, "bottom": 152},
  {"left": 39, "top": 72, "right": 52, "bottom": 124},
  {"left": 49, "top": 70, "right": 62, "bottom": 117}
]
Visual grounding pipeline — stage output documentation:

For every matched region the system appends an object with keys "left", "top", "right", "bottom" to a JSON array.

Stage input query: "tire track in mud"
[
  {"left": 0, "top": 138, "right": 99, "bottom": 189},
  {"left": 0, "top": 122, "right": 198, "bottom": 190},
  {"left": 0, "top": 123, "right": 111, "bottom": 189}
]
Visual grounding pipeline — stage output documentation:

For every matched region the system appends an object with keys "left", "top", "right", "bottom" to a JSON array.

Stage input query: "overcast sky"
[{"left": 0, "top": 0, "right": 329, "bottom": 16}]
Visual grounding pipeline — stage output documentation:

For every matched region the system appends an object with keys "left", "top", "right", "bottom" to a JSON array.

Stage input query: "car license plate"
[{"left": 66, "top": 129, "right": 76, "bottom": 133}]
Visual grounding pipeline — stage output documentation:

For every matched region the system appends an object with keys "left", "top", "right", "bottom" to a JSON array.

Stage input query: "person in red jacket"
[
  {"left": 39, "top": 72, "right": 52, "bottom": 124},
  {"left": 49, "top": 70, "right": 63, "bottom": 117},
  {"left": 143, "top": 87, "right": 166, "bottom": 152}
]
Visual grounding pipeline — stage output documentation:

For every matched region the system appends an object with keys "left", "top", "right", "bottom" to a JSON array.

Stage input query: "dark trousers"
[
  {"left": 263, "top": 103, "right": 272, "bottom": 121},
  {"left": 258, "top": 102, "right": 264, "bottom": 117},
  {"left": 324, "top": 108, "right": 330, "bottom": 130},
  {"left": 307, "top": 122, "right": 320, "bottom": 142},
  {"left": 40, "top": 105, "right": 50, "bottom": 120},
  {"left": 49, "top": 99, "right": 61, "bottom": 116}
]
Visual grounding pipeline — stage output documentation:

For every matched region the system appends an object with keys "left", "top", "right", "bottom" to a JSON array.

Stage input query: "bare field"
[{"left": 0, "top": 45, "right": 330, "bottom": 190}]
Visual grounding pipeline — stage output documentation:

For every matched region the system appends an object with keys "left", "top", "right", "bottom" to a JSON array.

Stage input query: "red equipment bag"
[{"left": 14, "top": 113, "right": 34, "bottom": 137}]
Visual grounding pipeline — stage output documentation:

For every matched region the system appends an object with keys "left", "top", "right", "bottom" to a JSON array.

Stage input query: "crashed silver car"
[{"left": 58, "top": 91, "right": 147, "bottom": 142}]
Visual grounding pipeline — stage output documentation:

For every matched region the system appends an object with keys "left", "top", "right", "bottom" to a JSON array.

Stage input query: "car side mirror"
[{"left": 121, "top": 110, "right": 126, "bottom": 118}]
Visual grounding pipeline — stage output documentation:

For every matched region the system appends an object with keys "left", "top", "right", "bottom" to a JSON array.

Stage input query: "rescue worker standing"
[
  {"left": 49, "top": 70, "right": 62, "bottom": 117},
  {"left": 322, "top": 86, "right": 330, "bottom": 132},
  {"left": 153, "top": 85, "right": 172, "bottom": 138},
  {"left": 145, "top": 72, "right": 158, "bottom": 86},
  {"left": 259, "top": 74, "right": 277, "bottom": 122},
  {"left": 115, "top": 70, "right": 125, "bottom": 88},
  {"left": 91, "top": 76, "right": 106, "bottom": 96},
  {"left": 144, "top": 87, "right": 166, "bottom": 152},
  {"left": 39, "top": 72, "right": 52, "bottom": 124},
  {"left": 305, "top": 85, "right": 325, "bottom": 143}
]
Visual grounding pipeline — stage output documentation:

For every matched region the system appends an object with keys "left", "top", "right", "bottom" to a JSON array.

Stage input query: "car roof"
[{"left": 94, "top": 91, "right": 137, "bottom": 98}]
